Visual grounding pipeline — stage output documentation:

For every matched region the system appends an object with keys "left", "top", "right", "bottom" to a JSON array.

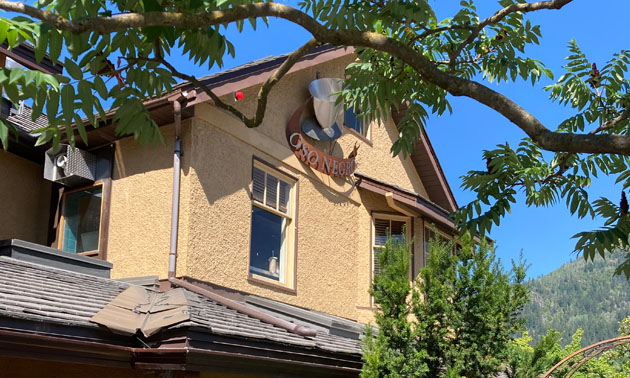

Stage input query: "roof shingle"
[{"left": 0, "top": 256, "right": 362, "bottom": 356}]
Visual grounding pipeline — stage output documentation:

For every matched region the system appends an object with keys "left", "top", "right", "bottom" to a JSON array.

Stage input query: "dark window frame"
[{"left": 56, "top": 182, "right": 105, "bottom": 258}]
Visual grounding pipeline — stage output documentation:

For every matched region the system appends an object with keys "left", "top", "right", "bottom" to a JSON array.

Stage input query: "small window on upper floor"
[
  {"left": 423, "top": 225, "right": 453, "bottom": 267},
  {"left": 59, "top": 185, "right": 103, "bottom": 256},
  {"left": 372, "top": 215, "right": 410, "bottom": 275},
  {"left": 249, "top": 162, "right": 296, "bottom": 289},
  {"left": 344, "top": 106, "right": 368, "bottom": 138}
]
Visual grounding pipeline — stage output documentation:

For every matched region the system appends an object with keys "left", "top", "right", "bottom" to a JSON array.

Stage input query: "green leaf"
[
  {"left": 0, "top": 20, "right": 9, "bottom": 44},
  {"left": 74, "top": 114, "right": 88, "bottom": 145},
  {"left": 46, "top": 89, "right": 59, "bottom": 119},
  {"left": 48, "top": 30, "right": 62, "bottom": 64},
  {"left": 0, "top": 118, "right": 9, "bottom": 149},
  {"left": 64, "top": 58, "right": 83, "bottom": 80},
  {"left": 6, "top": 28, "right": 17, "bottom": 47},
  {"left": 93, "top": 76, "right": 108, "bottom": 98},
  {"left": 61, "top": 84, "right": 75, "bottom": 120},
  {"left": 34, "top": 31, "right": 48, "bottom": 63},
  {"left": 31, "top": 87, "right": 46, "bottom": 120}
]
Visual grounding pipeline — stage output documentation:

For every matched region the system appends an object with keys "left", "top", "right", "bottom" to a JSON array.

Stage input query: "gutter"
[
  {"left": 355, "top": 173, "right": 455, "bottom": 230},
  {"left": 384, "top": 192, "right": 415, "bottom": 217},
  {"left": 169, "top": 277, "right": 318, "bottom": 337},
  {"left": 0, "top": 328, "right": 360, "bottom": 375}
]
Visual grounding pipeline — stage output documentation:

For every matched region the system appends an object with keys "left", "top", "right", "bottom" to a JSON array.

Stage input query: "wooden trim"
[
  {"left": 369, "top": 211, "right": 412, "bottom": 306},
  {"left": 56, "top": 182, "right": 105, "bottom": 257},
  {"left": 247, "top": 274, "right": 298, "bottom": 295},
  {"left": 356, "top": 174, "right": 455, "bottom": 231},
  {"left": 253, "top": 155, "right": 299, "bottom": 182},
  {"left": 248, "top": 156, "right": 298, "bottom": 292},
  {"left": 343, "top": 124, "right": 372, "bottom": 146},
  {"left": 410, "top": 216, "right": 416, "bottom": 278},
  {"left": 188, "top": 46, "right": 353, "bottom": 106},
  {"left": 417, "top": 126, "right": 458, "bottom": 212},
  {"left": 292, "top": 178, "right": 300, "bottom": 293},
  {"left": 423, "top": 222, "right": 429, "bottom": 268},
  {"left": 252, "top": 200, "right": 291, "bottom": 220},
  {"left": 99, "top": 178, "right": 113, "bottom": 261}
]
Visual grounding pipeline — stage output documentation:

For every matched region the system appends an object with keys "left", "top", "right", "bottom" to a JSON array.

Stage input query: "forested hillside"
[{"left": 522, "top": 254, "right": 630, "bottom": 346}]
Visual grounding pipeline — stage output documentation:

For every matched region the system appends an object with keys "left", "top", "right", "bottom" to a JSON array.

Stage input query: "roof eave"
[
  {"left": 355, "top": 172, "right": 456, "bottom": 231},
  {"left": 391, "top": 104, "right": 459, "bottom": 212}
]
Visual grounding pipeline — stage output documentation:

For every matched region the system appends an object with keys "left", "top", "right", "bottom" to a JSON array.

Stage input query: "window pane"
[
  {"left": 390, "top": 220, "right": 406, "bottom": 242},
  {"left": 265, "top": 174, "right": 278, "bottom": 209},
  {"left": 374, "top": 218, "right": 390, "bottom": 246},
  {"left": 278, "top": 180, "right": 290, "bottom": 214},
  {"left": 62, "top": 187, "right": 102, "bottom": 253},
  {"left": 252, "top": 167, "right": 265, "bottom": 203},
  {"left": 250, "top": 207, "right": 284, "bottom": 281},
  {"left": 373, "top": 247, "right": 384, "bottom": 275},
  {"left": 344, "top": 107, "right": 364, "bottom": 136}
]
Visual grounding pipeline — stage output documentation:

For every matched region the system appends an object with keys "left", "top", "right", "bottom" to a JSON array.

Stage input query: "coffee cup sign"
[{"left": 286, "top": 97, "right": 357, "bottom": 178}]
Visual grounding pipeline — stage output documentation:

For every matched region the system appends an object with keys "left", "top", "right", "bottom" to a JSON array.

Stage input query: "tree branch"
[
  {"left": 158, "top": 38, "right": 320, "bottom": 128},
  {"left": 591, "top": 107, "right": 630, "bottom": 134},
  {"left": 415, "top": 24, "right": 475, "bottom": 41},
  {"left": 4, "top": 0, "right": 630, "bottom": 155},
  {"left": 450, "top": 0, "right": 573, "bottom": 61}
]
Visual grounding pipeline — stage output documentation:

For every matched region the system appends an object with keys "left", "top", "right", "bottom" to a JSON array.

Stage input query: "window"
[
  {"left": 423, "top": 225, "right": 452, "bottom": 267},
  {"left": 344, "top": 106, "right": 368, "bottom": 138},
  {"left": 59, "top": 185, "right": 103, "bottom": 256},
  {"left": 249, "top": 163, "right": 295, "bottom": 287},
  {"left": 372, "top": 215, "right": 409, "bottom": 275}
]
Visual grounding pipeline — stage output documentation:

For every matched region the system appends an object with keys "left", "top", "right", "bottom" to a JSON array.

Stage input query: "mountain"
[{"left": 521, "top": 253, "right": 630, "bottom": 346}]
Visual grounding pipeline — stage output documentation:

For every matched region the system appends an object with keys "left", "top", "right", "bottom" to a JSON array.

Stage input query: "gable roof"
[
  {"left": 5, "top": 43, "right": 458, "bottom": 213},
  {"left": 391, "top": 104, "right": 458, "bottom": 212}
]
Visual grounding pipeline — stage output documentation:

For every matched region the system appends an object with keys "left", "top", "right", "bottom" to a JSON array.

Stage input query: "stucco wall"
[
  {"left": 180, "top": 54, "right": 434, "bottom": 322},
  {"left": 105, "top": 51, "right": 438, "bottom": 323},
  {"left": 183, "top": 117, "right": 360, "bottom": 318},
  {"left": 227, "top": 54, "right": 428, "bottom": 197},
  {"left": 0, "top": 151, "right": 51, "bottom": 244},
  {"left": 107, "top": 121, "right": 192, "bottom": 279}
]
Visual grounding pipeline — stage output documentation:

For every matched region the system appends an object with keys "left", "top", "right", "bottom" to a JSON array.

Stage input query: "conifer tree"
[{"left": 362, "top": 234, "right": 529, "bottom": 377}]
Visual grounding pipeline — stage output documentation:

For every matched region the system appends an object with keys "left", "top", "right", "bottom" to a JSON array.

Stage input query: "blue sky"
[{"left": 166, "top": 0, "right": 629, "bottom": 278}]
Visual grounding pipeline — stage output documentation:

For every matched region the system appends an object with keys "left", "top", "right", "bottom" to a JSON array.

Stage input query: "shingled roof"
[
  {"left": 0, "top": 256, "right": 362, "bottom": 364},
  {"left": 5, "top": 104, "right": 49, "bottom": 138}
]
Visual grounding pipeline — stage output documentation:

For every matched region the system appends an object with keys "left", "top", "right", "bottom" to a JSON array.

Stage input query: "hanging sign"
[{"left": 286, "top": 99, "right": 357, "bottom": 178}]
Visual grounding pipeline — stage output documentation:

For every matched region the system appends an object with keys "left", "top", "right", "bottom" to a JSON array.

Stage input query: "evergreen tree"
[{"left": 362, "top": 235, "right": 529, "bottom": 377}]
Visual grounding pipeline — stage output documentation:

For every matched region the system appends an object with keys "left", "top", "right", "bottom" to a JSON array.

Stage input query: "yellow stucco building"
[{"left": 0, "top": 44, "right": 457, "bottom": 376}]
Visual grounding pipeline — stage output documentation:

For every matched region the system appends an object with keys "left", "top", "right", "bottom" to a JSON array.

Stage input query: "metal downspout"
[
  {"left": 169, "top": 277, "right": 318, "bottom": 337},
  {"left": 168, "top": 99, "right": 182, "bottom": 280}
]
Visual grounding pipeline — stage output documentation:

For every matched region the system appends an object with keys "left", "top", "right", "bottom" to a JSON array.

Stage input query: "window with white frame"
[
  {"left": 372, "top": 215, "right": 409, "bottom": 275},
  {"left": 249, "top": 163, "right": 295, "bottom": 285}
]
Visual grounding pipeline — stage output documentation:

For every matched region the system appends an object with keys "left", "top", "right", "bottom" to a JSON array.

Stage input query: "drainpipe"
[
  {"left": 168, "top": 99, "right": 182, "bottom": 280},
  {"left": 169, "top": 277, "right": 318, "bottom": 337}
]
